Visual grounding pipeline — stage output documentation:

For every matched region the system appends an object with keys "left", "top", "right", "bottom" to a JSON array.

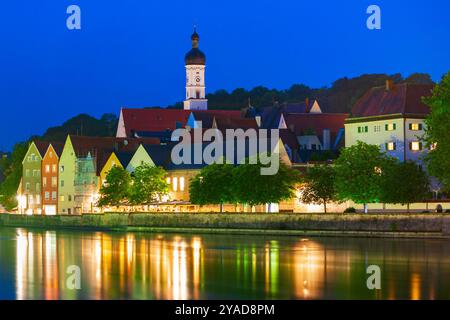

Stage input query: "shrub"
[{"left": 343, "top": 207, "right": 356, "bottom": 213}]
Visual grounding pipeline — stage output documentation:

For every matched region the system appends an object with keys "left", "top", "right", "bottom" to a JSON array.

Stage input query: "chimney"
[
  {"left": 305, "top": 97, "right": 310, "bottom": 112},
  {"left": 386, "top": 79, "right": 394, "bottom": 91},
  {"left": 322, "top": 129, "right": 331, "bottom": 150}
]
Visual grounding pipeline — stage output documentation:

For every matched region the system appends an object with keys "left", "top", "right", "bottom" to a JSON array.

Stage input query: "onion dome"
[{"left": 185, "top": 28, "right": 206, "bottom": 65}]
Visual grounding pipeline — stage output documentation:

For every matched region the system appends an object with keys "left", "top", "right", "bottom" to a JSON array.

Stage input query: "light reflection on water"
[{"left": 0, "top": 227, "right": 449, "bottom": 300}]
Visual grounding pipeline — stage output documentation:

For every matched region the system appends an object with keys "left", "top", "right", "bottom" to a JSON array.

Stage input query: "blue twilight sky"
[{"left": 0, "top": 0, "right": 449, "bottom": 150}]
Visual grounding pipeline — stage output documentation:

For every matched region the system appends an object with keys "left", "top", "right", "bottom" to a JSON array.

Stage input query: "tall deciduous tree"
[
  {"left": 98, "top": 166, "right": 131, "bottom": 208},
  {"left": 423, "top": 72, "right": 450, "bottom": 191},
  {"left": 189, "top": 164, "right": 235, "bottom": 212},
  {"left": 233, "top": 161, "right": 300, "bottom": 210},
  {"left": 0, "top": 142, "right": 28, "bottom": 211},
  {"left": 300, "top": 164, "right": 337, "bottom": 213},
  {"left": 334, "top": 141, "right": 387, "bottom": 213},
  {"left": 130, "top": 164, "right": 169, "bottom": 205},
  {"left": 380, "top": 160, "right": 429, "bottom": 212}
]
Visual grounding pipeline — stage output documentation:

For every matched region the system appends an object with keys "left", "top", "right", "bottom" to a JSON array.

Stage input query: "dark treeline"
[{"left": 169, "top": 73, "right": 434, "bottom": 113}]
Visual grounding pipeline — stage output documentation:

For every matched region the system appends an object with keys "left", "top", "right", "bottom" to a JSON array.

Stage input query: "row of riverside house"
[{"left": 15, "top": 28, "right": 445, "bottom": 214}]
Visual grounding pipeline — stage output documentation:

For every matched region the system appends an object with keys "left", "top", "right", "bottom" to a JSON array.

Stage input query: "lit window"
[
  {"left": 166, "top": 177, "right": 171, "bottom": 184},
  {"left": 410, "top": 141, "right": 422, "bottom": 151},
  {"left": 52, "top": 164, "right": 57, "bottom": 172},
  {"left": 43, "top": 177, "right": 47, "bottom": 187},
  {"left": 60, "top": 195, "right": 65, "bottom": 202},
  {"left": 45, "top": 165, "right": 50, "bottom": 173},
  {"left": 180, "top": 177, "right": 185, "bottom": 191},
  {"left": 386, "top": 142, "right": 396, "bottom": 151},
  {"left": 49, "top": 151, "right": 53, "bottom": 158},
  {"left": 430, "top": 142, "right": 437, "bottom": 151},
  {"left": 409, "top": 123, "right": 422, "bottom": 131},
  {"left": 36, "top": 195, "right": 41, "bottom": 205},
  {"left": 173, "top": 177, "right": 178, "bottom": 191},
  {"left": 28, "top": 195, "right": 33, "bottom": 205},
  {"left": 385, "top": 123, "right": 396, "bottom": 131},
  {"left": 52, "top": 177, "right": 57, "bottom": 187}
]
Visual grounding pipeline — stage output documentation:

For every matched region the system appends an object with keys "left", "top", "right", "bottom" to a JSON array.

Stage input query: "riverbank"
[{"left": 1, "top": 213, "right": 450, "bottom": 239}]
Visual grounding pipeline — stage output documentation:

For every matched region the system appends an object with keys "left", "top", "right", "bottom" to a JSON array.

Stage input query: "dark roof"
[
  {"left": 143, "top": 144, "right": 173, "bottom": 167},
  {"left": 115, "top": 152, "right": 134, "bottom": 168},
  {"left": 68, "top": 136, "right": 159, "bottom": 175},
  {"left": 185, "top": 48, "right": 206, "bottom": 65},
  {"left": 34, "top": 141, "right": 51, "bottom": 157},
  {"left": 185, "top": 29, "right": 206, "bottom": 65},
  {"left": 351, "top": 83, "right": 433, "bottom": 118},
  {"left": 284, "top": 113, "right": 348, "bottom": 137}
]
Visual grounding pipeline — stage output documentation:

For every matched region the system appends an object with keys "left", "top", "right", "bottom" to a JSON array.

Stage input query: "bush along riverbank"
[{"left": 1, "top": 213, "right": 450, "bottom": 238}]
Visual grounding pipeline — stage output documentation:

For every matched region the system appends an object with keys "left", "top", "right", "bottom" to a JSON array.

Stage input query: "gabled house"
[
  {"left": 41, "top": 143, "right": 63, "bottom": 215},
  {"left": 345, "top": 81, "right": 433, "bottom": 164}
]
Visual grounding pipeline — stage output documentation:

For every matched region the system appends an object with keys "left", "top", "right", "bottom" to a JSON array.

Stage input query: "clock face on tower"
[{"left": 195, "top": 76, "right": 201, "bottom": 83}]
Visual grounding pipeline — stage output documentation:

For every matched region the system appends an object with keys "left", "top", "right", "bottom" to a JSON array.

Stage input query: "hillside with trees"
[{"left": 169, "top": 73, "right": 434, "bottom": 113}]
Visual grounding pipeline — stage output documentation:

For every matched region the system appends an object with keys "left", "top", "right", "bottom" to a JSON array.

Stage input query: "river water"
[{"left": 0, "top": 227, "right": 449, "bottom": 300}]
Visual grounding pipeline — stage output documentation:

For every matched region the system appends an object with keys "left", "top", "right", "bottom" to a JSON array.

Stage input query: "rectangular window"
[
  {"left": 52, "top": 192, "right": 57, "bottom": 200},
  {"left": 410, "top": 141, "right": 422, "bottom": 151},
  {"left": 45, "top": 165, "right": 50, "bottom": 173},
  {"left": 385, "top": 123, "right": 396, "bottom": 131},
  {"left": 374, "top": 125, "right": 381, "bottom": 133},
  {"left": 173, "top": 177, "right": 178, "bottom": 192},
  {"left": 25, "top": 169, "right": 30, "bottom": 177},
  {"left": 68, "top": 195, "right": 72, "bottom": 202},
  {"left": 36, "top": 183, "right": 40, "bottom": 192},
  {"left": 28, "top": 195, "right": 33, "bottom": 205},
  {"left": 60, "top": 195, "right": 65, "bottom": 202},
  {"left": 43, "top": 177, "right": 47, "bottom": 187},
  {"left": 180, "top": 177, "right": 185, "bottom": 191},
  {"left": 60, "top": 166, "right": 65, "bottom": 173},
  {"left": 25, "top": 183, "right": 30, "bottom": 192},
  {"left": 61, "top": 180, "right": 64, "bottom": 187},
  {"left": 52, "top": 164, "right": 57, "bottom": 173},
  {"left": 386, "top": 142, "right": 396, "bottom": 151},
  {"left": 52, "top": 177, "right": 57, "bottom": 187},
  {"left": 357, "top": 127, "right": 361, "bottom": 133},
  {"left": 166, "top": 177, "right": 171, "bottom": 184},
  {"left": 409, "top": 123, "right": 423, "bottom": 131},
  {"left": 36, "top": 195, "right": 41, "bottom": 205},
  {"left": 45, "top": 192, "right": 50, "bottom": 201}
]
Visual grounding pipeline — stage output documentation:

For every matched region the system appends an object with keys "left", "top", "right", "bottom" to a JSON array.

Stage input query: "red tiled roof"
[
  {"left": 351, "top": 84, "right": 433, "bottom": 118},
  {"left": 121, "top": 108, "right": 192, "bottom": 137},
  {"left": 191, "top": 110, "right": 243, "bottom": 128},
  {"left": 284, "top": 113, "right": 348, "bottom": 137}
]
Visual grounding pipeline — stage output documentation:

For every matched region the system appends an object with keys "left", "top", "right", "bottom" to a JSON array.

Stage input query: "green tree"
[
  {"left": 334, "top": 141, "right": 388, "bottom": 213},
  {"left": 423, "top": 72, "right": 450, "bottom": 191},
  {"left": 0, "top": 142, "right": 28, "bottom": 211},
  {"left": 233, "top": 161, "right": 300, "bottom": 211},
  {"left": 98, "top": 166, "right": 132, "bottom": 208},
  {"left": 189, "top": 164, "right": 235, "bottom": 212},
  {"left": 380, "top": 160, "right": 430, "bottom": 212},
  {"left": 130, "top": 164, "right": 169, "bottom": 205},
  {"left": 300, "top": 164, "right": 337, "bottom": 213}
]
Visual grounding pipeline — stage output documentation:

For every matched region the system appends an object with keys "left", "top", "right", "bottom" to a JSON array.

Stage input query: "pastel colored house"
[
  {"left": 18, "top": 141, "right": 50, "bottom": 215},
  {"left": 41, "top": 143, "right": 63, "bottom": 215}
]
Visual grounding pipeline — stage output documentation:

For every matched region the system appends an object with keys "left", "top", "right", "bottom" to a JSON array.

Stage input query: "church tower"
[{"left": 184, "top": 28, "right": 208, "bottom": 110}]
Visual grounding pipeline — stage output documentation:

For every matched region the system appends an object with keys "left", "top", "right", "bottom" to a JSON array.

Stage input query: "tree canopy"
[
  {"left": 129, "top": 164, "right": 169, "bottom": 205},
  {"left": 98, "top": 166, "right": 132, "bottom": 207},
  {"left": 380, "top": 160, "right": 429, "bottom": 210},
  {"left": 189, "top": 164, "right": 236, "bottom": 211},
  {"left": 334, "top": 141, "right": 388, "bottom": 212},
  {"left": 300, "top": 164, "right": 337, "bottom": 213},
  {"left": 423, "top": 71, "right": 450, "bottom": 191}
]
